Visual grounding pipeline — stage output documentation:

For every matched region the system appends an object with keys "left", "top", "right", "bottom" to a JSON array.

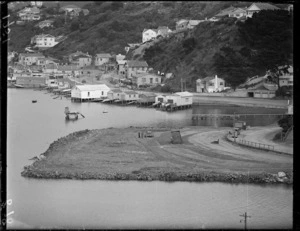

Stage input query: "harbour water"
[{"left": 7, "top": 89, "right": 292, "bottom": 229}]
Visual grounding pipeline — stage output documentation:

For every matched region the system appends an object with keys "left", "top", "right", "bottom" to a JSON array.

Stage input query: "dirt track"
[{"left": 21, "top": 127, "right": 293, "bottom": 183}]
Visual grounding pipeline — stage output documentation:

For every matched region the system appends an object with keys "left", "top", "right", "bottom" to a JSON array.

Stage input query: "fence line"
[{"left": 237, "top": 139, "right": 274, "bottom": 151}]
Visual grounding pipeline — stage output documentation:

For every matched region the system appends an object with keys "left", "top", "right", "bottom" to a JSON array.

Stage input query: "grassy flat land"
[{"left": 22, "top": 127, "right": 293, "bottom": 184}]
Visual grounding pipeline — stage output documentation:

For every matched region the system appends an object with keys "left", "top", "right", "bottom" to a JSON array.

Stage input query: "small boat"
[
  {"left": 14, "top": 84, "right": 24, "bottom": 88},
  {"left": 103, "top": 110, "right": 108, "bottom": 113},
  {"left": 32, "top": 100, "right": 37, "bottom": 103}
]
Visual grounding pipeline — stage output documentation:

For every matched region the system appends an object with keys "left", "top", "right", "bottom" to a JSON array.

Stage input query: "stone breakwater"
[{"left": 21, "top": 168, "right": 293, "bottom": 185}]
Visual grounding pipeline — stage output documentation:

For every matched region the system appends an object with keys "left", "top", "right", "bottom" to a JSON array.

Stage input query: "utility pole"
[
  {"left": 181, "top": 77, "right": 183, "bottom": 92},
  {"left": 240, "top": 212, "right": 251, "bottom": 230}
]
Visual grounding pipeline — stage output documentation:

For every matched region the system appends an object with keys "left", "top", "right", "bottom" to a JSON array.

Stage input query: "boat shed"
[
  {"left": 155, "top": 94, "right": 167, "bottom": 104},
  {"left": 71, "top": 84, "right": 110, "bottom": 101},
  {"left": 107, "top": 89, "right": 123, "bottom": 100},
  {"left": 120, "top": 91, "right": 139, "bottom": 101},
  {"left": 166, "top": 91, "right": 193, "bottom": 106}
]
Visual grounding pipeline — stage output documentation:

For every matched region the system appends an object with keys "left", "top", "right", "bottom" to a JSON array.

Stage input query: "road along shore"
[{"left": 21, "top": 127, "right": 293, "bottom": 184}]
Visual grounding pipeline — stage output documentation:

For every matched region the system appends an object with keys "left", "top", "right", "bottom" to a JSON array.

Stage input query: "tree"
[{"left": 70, "top": 21, "right": 79, "bottom": 31}]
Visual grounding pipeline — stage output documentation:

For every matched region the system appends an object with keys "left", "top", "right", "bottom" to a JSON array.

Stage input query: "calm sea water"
[{"left": 7, "top": 89, "right": 292, "bottom": 229}]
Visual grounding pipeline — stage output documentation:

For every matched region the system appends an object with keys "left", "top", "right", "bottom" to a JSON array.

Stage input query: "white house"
[
  {"left": 176, "top": 19, "right": 189, "bottom": 30},
  {"left": 116, "top": 54, "right": 126, "bottom": 61},
  {"left": 132, "top": 73, "right": 161, "bottom": 87},
  {"left": 142, "top": 29, "right": 158, "bottom": 43},
  {"left": 120, "top": 91, "right": 139, "bottom": 101},
  {"left": 18, "top": 53, "right": 45, "bottom": 66},
  {"left": 187, "top": 20, "right": 204, "bottom": 29},
  {"left": 30, "top": 1, "right": 43, "bottom": 7},
  {"left": 31, "top": 34, "right": 59, "bottom": 48},
  {"left": 95, "top": 53, "right": 112, "bottom": 66},
  {"left": 43, "top": 63, "right": 59, "bottom": 74},
  {"left": 279, "top": 66, "right": 293, "bottom": 87},
  {"left": 157, "top": 26, "right": 172, "bottom": 37},
  {"left": 60, "top": 4, "right": 81, "bottom": 13},
  {"left": 117, "top": 60, "right": 127, "bottom": 75},
  {"left": 246, "top": 3, "right": 280, "bottom": 18},
  {"left": 228, "top": 8, "right": 247, "bottom": 18},
  {"left": 107, "top": 89, "right": 123, "bottom": 100},
  {"left": 35, "top": 20, "right": 54, "bottom": 29},
  {"left": 165, "top": 91, "right": 193, "bottom": 106},
  {"left": 196, "top": 75, "right": 225, "bottom": 93},
  {"left": 71, "top": 84, "right": 111, "bottom": 101},
  {"left": 126, "top": 60, "right": 148, "bottom": 79}
]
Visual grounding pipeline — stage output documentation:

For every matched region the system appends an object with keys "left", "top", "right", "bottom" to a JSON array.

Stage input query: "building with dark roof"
[{"left": 246, "top": 3, "right": 280, "bottom": 18}]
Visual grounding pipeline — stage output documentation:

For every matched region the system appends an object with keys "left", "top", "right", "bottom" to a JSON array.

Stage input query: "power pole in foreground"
[{"left": 240, "top": 212, "right": 251, "bottom": 230}]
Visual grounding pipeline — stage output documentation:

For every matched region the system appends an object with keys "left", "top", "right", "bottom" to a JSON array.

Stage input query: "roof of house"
[
  {"left": 117, "top": 60, "right": 127, "bottom": 65},
  {"left": 116, "top": 54, "right": 126, "bottom": 60},
  {"left": 201, "top": 76, "right": 225, "bottom": 82},
  {"left": 82, "top": 9, "right": 89, "bottom": 15},
  {"left": 61, "top": 4, "right": 81, "bottom": 9},
  {"left": 275, "top": 4, "right": 293, "bottom": 9},
  {"left": 248, "top": 3, "right": 280, "bottom": 11},
  {"left": 188, "top": 20, "right": 202, "bottom": 26},
  {"left": 96, "top": 53, "right": 112, "bottom": 58},
  {"left": 157, "top": 26, "right": 169, "bottom": 30},
  {"left": 73, "top": 55, "right": 91, "bottom": 60},
  {"left": 230, "top": 8, "right": 247, "bottom": 14},
  {"left": 33, "top": 34, "right": 55, "bottom": 39},
  {"left": 19, "top": 53, "right": 45, "bottom": 57},
  {"left": 108, "top": 89, "right": 123, "bottom": 93},
  {"left": 122, "top": 91, "right": 138, "bottom": 95},
  {"left": 127, "top": 60, "right": 148, "bottom": 67},
  {"left": 19, "top": 6, "right": 40, "bottom": 14},
  {"left": 143, "top": 28, "right": 158, "bottom": 33},
  {"left": 176, "top": 19, "right": 189, "bottom": 25},
  {"left": 174, "top": 91, "right": 193, "bottom": 97},
  {"left": 44, "top": 63, "right": 58, "bottom": 69},
  {"left": 215, "top": 6, "right": 236, "bottom": 17},
  {"left": 57, "top": 65, "right": 79, "bottom": 71},
  {"left": 133, "top": 73, "right": 160, "bottom": 78},
  {"left": 74, "top": 84, "right": 110, "bottom": 91}
]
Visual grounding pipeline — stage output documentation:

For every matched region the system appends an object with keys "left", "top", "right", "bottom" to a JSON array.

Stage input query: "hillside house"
[
  {"left": 157, "top": 26, "right": 172, "bottom": 37},
  {"left": 279, "top": 66, "right": 293, "bottom": 87},
  {"left": 208, "top": 16, "right": 220, "bottom": 22},
  {"left": 120, "top": 91, "right": 139, "bottom": 101},
  {"left": 107, "top": 89, "right": 123, "bottom": 100},
  {"left": 18, "top": 53, "right": 45, "bottom": 66},
  {"left": 69, "top": 51, "right": 92, "bottom": 68},
  {"left": 132, "top": 73, "right": 161, "bottom": 87},
  {"left": 71, "top": 84, "right": 110, "bottom": 101},
  {"left": 95, "top": 53, "right": 112, "bottom": 66},
  {"left": 228, "top": 8, "right": 247, "bottom": 18},
  {"left": 142, "top": 29, "right": 158, "bottom": 43},
  {"left": 214, "top": 6, "right": 236, "bottom": 19},
  {"left": 43, "top": 63, "right": 59, "bottom": 74},
  {"left": 126, "top": 60, "right": 148, "bottom": 79},
  {"left": 36, "top": 57, "right": 58, "bottom": 66},
  {"left": 30, "top": 1, "right": 43, "bottom": 7},
  {"left": 18, "top": 7, "right": 40, "bottom": 21},
  {"left": 116, "top": 54, "right": 126, "bottom": 61},
  {"left": 176, "top": 19, "right": 189, "bottom": 30},
  {"left": 8, "top": 52, "right": 17, "bottom": 63},
  {"left": 60, "top": 4, "right": 81, "bottom": 13},
  {"left": 165, "top": 91, "right": 193, "bottom": 107},
  {"left": 246, "top": 3, "right": 280, "bottom": 18},
  {"left": 196, "top": 75, "right": 225, "bottom": 93},
  {"left": 31, "top": 34, "right": 59, "bottom": 48},
  {"left": 187, "top": 20, "right": 204, "bottom": 29},
  {"left": 58, "top": 65, "right": 80, "bottom": 77},
  {"left": 117, "top": 60, "right": 127, "bottom": 75},
  {"left": 82, "top": 9, "right": 90, "bottom": 16},
  {"left": 35, "top": 20, "right": 54, "bottom": 29}
]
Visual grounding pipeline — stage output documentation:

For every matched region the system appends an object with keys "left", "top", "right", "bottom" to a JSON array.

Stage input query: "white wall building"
[
  {"left": 165, "top": 91, "right": 193, "bottom": 106},
  {"left": 196, "top": 75, "right": 225, "bottom": 93},
  {"left": 142, "top": 29, "right": 158, "bottom": 43},
  {"left": 71, "top": 84, "right": 111, "bottom": 100},
  {"left": 31, "top": 34, "right": 59, "bottom": 48}
]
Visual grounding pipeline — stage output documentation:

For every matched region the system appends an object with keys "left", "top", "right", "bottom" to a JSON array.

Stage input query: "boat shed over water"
[{"left": 71, "top": 84, "right": 110, "bottom": 102}]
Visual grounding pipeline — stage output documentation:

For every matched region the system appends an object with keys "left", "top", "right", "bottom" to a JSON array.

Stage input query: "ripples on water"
[{"left": 7, "top": 89, "right": 292, "bottom": 229}]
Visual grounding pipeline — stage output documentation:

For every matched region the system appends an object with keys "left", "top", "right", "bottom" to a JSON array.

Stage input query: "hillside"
[
  {"left": 8, "top": 1, "right": 246, "bottom": 56},
  {"left": 143, "top": 10, "right": 293, "bottom": 91}
]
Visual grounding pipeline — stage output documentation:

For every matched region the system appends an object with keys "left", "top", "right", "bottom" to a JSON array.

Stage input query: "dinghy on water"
[
  {"left": 14, "top": 84, "right": 24, "bottom": 88},
  {"left": 32, "top": 100, "right": 37, "bottom": 103}
]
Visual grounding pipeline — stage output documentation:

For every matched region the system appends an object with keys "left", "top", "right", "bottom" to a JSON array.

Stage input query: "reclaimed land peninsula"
[{"left": 21, "top": 126, "right": 293, "bottom": 184}]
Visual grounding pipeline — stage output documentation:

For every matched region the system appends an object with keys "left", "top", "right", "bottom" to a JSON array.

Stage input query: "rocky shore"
[{"left": 21, "top": 127, "right": 293, "bottom": 185}]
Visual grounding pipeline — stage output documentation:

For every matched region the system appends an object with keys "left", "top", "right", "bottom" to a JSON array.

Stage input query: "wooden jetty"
[{"left": 191, "top": 113, "right": 286, "bottom": 121}]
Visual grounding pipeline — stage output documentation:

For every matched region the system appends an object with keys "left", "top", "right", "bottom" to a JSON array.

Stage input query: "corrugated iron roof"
[
  {"left": 174, "top": 91, "right": 193, "bottom": 97},
  {"left": 96, "top": 53, "right": 112, "bottom": 58},
  {"left": 127, "top": 60, "right": 148, "bottom": 67},
  {"left": 249, "top": 3, "right": 280, "bottom": 11},
  {"left": 74, "top": 84, "right": 110, "bottom": 91}
]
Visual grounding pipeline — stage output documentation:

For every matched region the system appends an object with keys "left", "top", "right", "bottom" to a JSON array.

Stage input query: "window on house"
[
  {"left": 156, "top": 78, "right": 158, "bottom": 82},
  {"left": 150, "top": 78, "right": 153, "bottom": 83},
  {"left": 102, "top": 91, "right": 104, "bottom": 95},
  {"left": 142, "top": 78, "right": 146, "bottom": 83},
  {"left": 129, "top": 95, "right": 131, "bottom": 98},
  {"left": 220, "top": 82, "right": 224, "bottom": 85},
  {"left": 88, "top": 92, "right": 90, "bottom": 97}
]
